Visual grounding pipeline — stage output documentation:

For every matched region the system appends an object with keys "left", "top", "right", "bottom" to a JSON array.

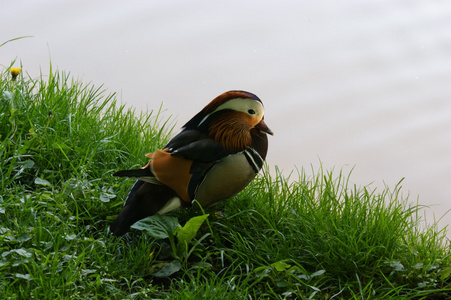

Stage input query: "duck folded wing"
[{"left": 165, "top": 129, "right": 229, "bottom": 162}]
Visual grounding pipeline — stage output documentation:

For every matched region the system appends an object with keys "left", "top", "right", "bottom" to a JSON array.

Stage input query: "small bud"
[{"left": 11, "top": 68, "right": 22, "bottom": 80}]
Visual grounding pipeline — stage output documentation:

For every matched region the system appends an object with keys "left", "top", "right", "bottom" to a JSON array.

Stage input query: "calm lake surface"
[{"left": 3, "top": 1, "right": 451, "bottom": 237}]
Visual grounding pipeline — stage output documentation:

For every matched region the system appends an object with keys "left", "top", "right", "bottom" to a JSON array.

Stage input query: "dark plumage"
[{"left": 110, "top": 90, "right": 273, "bottom": 236}]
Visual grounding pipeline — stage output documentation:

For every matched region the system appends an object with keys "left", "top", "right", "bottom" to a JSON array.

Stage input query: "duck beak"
[{"left": 255, "top": 119, "right": 274, "bottom": 136}]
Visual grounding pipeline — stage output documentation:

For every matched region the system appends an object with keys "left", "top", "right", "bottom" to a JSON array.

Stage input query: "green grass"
[{"left": 1, "top": 63, "right": 451, "bottom": 299}]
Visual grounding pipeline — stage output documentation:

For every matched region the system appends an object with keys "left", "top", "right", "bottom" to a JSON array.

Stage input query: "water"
[{"left": 2, "top": 0, "right": 451, "bottom": 237}]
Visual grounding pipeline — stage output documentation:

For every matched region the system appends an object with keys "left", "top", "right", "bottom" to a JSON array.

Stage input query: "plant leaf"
[
  {"left": 389, "top": 260, "right": 405, "bottom": 272},
  {"left": 15, "top": 273, "right": 32, "bottom": 281},
  {"left": 439, "top": 267, "right": 451, "bottom": 281},
  {"left": 176, "top": 214, "right": 209, "bottom": 257},
  {"left": 99, "top": 193, "right": 115, "bottom": 202},
  {"left": 272, "top": 261, "right": 291, "bottom": 272},
  {"left": 131, "top": 215, "right": 180, "bottom": 239},
  {"left": 34, "top": 177, "right": 52, "bottom": 186},
  {"left": 253, "top": 266, "right": 270, "bottom": 278},
  {"left": 149, "top": 260, "right": 181, "bottom": 278}
]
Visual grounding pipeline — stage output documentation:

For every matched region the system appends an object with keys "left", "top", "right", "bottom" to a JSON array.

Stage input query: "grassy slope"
[{"left": 1, "top": 67, "right": 450, "bottom": 299}]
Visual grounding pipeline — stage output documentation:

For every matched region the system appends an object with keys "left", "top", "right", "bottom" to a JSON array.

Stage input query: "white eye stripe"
[
  {"left": 197, "top": 115, "right": 210, "bottom": 127},
  {"left": 213, "top": 98, "right": 264, "bottom": 117},
  {"left": 197, "top": 98, "right": 264, "bottom": 127}
]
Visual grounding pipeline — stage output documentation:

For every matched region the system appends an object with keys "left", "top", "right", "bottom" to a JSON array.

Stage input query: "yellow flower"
[{"left": 11, "top": 68, "right": 22, "bottom": 80}]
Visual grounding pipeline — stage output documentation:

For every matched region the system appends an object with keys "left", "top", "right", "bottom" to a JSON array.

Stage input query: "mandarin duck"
[{"left": 110, "top": 90, "right": 272, "bottom": 236}]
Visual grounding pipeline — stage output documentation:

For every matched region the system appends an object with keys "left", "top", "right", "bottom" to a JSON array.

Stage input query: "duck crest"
[
  {"left": 203, "top": 91, "right": 259, "bottom": 114},
  {"left": 208, "top": 112, "right": 253, "bottom": 151}
]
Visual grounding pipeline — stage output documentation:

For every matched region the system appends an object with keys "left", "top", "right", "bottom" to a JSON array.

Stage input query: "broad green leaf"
[
  {"left": 11, "top": 249, "right": 33, "bottom": 258},
  {"left": 253, "top": 265, "right": 270, "bottom": 277},
  {"left": 271, "top": 261, "right": 291, "bottom": 272},
  {"left": 99, "top": 193, "right": 115, "bottom": 202},
  {"left": 64, "top": 234, "right": 77, "bottom": 241},
  {"left": 389, "top": 260, "right": 405, "bottom": 272},
  {"left": 1, "top": 91, "right": 13, "bottom": 102},
  {"left": 15, "top": 273, "right": 32, "bottom": 281},
  {"left": 131, "top": 215, "right": 180, "bottom": 239},
  {"left": 440, "top": 267, "right": 451, "bottom": 281},
  {"left": 18, "top": 159, "right": 34, "bottom": 169},
  {"left": 149, "top": 260, "right": 181, "bottom": 278},
  {"left": 176, "top": 214, "right": 209, "bottom": 257},
  {"left": 310, "top": 269, "right": 326, "bottom": 277},
  {"left": 17, "top": 233, "right": 31, "bottom": 242},
  {"left": 34, "top": 177, "right": 52, "bottom": 186}
]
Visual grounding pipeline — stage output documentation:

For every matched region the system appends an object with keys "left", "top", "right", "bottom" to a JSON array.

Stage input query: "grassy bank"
[{"left": 1, "top": 65, "right": 450, "bottom": 299}]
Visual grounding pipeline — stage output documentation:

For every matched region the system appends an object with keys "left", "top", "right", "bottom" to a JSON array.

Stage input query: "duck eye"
[{"left": 248, "top": 109, "right": 256, "bottom": 115}]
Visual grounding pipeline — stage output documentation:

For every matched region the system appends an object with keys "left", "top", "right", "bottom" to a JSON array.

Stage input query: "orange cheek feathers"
[{"left": 146, "top": 149, "right": 193, "bottom": 203}]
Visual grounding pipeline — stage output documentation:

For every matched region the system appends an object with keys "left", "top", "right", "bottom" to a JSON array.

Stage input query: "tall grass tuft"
[{"left": 1, "top": 65, "right": 450, "bottom": 299}]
